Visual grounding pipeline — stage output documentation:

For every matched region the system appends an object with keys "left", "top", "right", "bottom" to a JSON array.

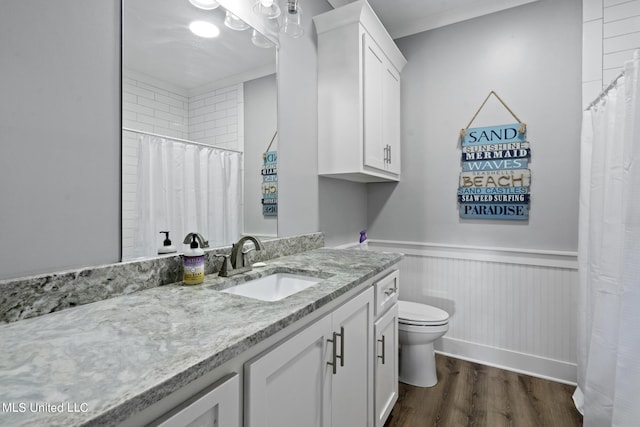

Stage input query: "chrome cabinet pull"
[
  {"left": 384, "top": 282, "right": 397, "bottom": 296},
  {"left": 327, "top": 332, "right": 338, "bottom": 375},
  {"left": 388, "top": 145, "right": 391, "bottom": 163},
  {"left": 377, "top": 335, "right": 386, "bottom": 364},
  {"left": 327, "top": 327, "right": 345, "bottom": 374},
  {"left": 337, "top": 326, "right": 344, "bottom": 367}
]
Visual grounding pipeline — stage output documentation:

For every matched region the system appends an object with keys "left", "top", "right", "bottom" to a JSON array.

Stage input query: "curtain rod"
[
  {"left": 585, "top": 70, "right": 626, "bottom": 111},
  {"left": 123, "top": 128, "right": 243, "bottom": 154}
]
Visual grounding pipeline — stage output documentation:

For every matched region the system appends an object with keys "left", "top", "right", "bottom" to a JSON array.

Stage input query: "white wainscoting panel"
[{"left": 368, "top": 240, "right": 579, "bottom": 384}]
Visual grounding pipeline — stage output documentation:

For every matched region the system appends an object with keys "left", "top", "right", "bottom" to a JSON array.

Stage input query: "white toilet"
[{"left": 398, "top": 300, "right": 450, "bottom": 387}]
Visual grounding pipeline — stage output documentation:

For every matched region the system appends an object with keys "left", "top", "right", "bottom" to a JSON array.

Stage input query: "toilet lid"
[{"left": 398, "top": 301, "right": 449, "bottom": 326}]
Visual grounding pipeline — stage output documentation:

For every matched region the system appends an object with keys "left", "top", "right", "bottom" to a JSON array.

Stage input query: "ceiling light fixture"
[
  {"left": 189, "top": 20, "right": 221, "bottom": 38},
  {"left": 188, "top": 0, "right": 220, "bottom": 10}
]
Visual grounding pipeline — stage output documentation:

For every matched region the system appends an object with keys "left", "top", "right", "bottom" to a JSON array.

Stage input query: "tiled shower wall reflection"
[{"left": 121, "top": 71, "right": 244, "bottom": 259}]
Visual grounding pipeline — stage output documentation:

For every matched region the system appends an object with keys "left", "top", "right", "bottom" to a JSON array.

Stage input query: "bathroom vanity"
[{"left": 0, "top": 248, "right": 401, "bottom": 427}]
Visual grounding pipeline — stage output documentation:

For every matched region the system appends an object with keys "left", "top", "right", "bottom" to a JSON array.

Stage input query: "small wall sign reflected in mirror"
[{"left": 262, "top": 150, "right": 278, "bottom": 216}]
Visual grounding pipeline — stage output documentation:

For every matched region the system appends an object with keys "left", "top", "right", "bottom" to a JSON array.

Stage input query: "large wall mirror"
[{"left": 122, "top": 0, "right": 279, "bottom": 260}]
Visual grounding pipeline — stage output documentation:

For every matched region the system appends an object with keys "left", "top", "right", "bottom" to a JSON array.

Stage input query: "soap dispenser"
[
  {"left": 158, "top": 231, "right": 177, "bottom": 255},
  {"left": 183, "top": 233, "right": 205, "bottom": 285}
]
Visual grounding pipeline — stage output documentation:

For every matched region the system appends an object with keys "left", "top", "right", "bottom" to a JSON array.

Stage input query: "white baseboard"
[{"left": 435, "top": 336, "right": 577, "bottom": 385}]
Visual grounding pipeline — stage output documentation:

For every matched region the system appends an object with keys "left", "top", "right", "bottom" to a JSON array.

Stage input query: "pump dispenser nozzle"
[{"left": 158, "top": 231, "right": 177, "bottom": 254}]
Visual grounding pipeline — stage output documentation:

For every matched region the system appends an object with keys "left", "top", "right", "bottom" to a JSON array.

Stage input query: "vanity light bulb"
[
  {"left": 252, "top": 0, "right": 281, "bottom": 19},
  {"left": 224, "top": 11, "right": 250, "bottom": 31},
  {"left": 251, "top": 29, "right": 275, "bottom": 49},
  {"left": 189, "top": 21, "right": 220, "bottom": 38},
  {"left": 281, "top": 6, "right": 304, "bottom": 39},
  {"left": 188, "top": 0, "right": 220, "bottom": 10}
]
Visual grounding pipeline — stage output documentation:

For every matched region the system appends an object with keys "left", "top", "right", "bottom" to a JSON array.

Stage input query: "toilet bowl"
[{"left": 398, "top": 300, "right": 449, "bottom": 387}]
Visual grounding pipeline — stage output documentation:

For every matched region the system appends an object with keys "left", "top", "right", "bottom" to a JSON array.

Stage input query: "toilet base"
[{"left": 399, "top": 342, "right": 437, "bottom": 387}]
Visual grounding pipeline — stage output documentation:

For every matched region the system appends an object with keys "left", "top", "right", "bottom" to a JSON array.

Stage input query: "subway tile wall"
[
  {"left": 583, "top": 0, "right": 640, "bottom": 107},
  {"left": 122, "top": 73, "right": 189, "bottom": 140},
  {"left": 121, "top": 71, "right": 244, "bottom": 259}
]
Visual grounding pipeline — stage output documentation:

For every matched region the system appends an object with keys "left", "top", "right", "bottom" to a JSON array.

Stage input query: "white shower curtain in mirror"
[
  {"left": 133, "top": 135, "right": 242, "bottom": 258},
  {"left": 575, "top": 52, "right": 640, "bottom": 426}
]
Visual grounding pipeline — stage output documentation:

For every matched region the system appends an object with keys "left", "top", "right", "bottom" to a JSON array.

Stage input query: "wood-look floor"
[{"left": 385, "top": 354, "right": 583, "bottom": 427}]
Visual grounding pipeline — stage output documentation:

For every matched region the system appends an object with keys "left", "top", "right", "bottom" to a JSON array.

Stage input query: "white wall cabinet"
[
  {"left": 315, "top": 0, "right": 407, "bottom": 183},
  {"left": 373, "top": 270, "right": 399, "bottom": 427},
  {"left": 245, "top": 287, "right": 374, "bottom": 427}
]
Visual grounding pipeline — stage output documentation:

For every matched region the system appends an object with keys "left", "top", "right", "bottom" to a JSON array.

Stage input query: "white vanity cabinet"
[
  {"left": 151, "top": 374, "right": 240, "bottom": 427},
  {"left": 315, "top": 0, "right": 407, "bottom": 183},
  {"left": 373, "top": 270, "right": 399, "bottom": 427},
  {"left": 245, "top": 287, "right": 374, "bottom": 427}
]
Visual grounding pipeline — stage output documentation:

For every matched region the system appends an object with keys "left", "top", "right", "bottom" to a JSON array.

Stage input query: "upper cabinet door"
[
  {"left": 383, "top": 65, "right": 401, "bottom": 175},
  {"left": 363, "top": 33, "right": 386, "bottom": 173}
]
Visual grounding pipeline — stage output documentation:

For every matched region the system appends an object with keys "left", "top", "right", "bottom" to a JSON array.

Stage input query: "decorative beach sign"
[
  {"left": 458, "top": 122, "right": 531, "bottom": 220},
  {"left": 262, "top": 150, "right": 278, "bottom": 216},
  {"left": 457, "top": 91, "right": 531, "bottom": 220}
]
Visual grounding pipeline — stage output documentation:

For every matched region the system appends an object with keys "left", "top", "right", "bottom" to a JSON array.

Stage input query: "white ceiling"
[
  {"left": 328, "top": 0, "right": 540, "bottom": 39},
  {"left": 123, "top": 0, "right": 539, "bottom": 92},
  {"left": 123, "top": 0, "right": 276, "bottom": 93}
]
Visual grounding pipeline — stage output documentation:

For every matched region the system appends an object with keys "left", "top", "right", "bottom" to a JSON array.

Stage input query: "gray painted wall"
[
  {"left": 319, "top": 177, "right": 368, "bottom": 247},
  {"left": 367, "top": 0, "right": 583, "bottom": 252},
  {"left": 277, "top": 0, "right": 334, "bottom": 238},
  {"left": 0, "top": 1, "right": 121, "bottom": 280},
  {"left": 244, "top": 74, "right": 278, "bottom": 237}
]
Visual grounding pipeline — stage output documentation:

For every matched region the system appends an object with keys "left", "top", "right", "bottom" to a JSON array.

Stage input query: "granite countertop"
[{"left": 0, "top": 248, "right": 402, "bottom": 427}]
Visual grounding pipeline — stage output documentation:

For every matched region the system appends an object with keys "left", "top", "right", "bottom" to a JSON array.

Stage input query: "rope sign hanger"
[
  {"left": 263, "top": 130, "right": 278, "bottom": 161},
  {"left": 460, "top": 91, "right": 526, "bottom": 139}
]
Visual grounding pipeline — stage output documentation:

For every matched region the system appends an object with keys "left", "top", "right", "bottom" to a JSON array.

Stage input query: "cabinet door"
[
  {"left": 374, "top": 304, "right": 398, "bottom": 427},
  {"left": 245, "top": 317, "right": 332, "bottom": 427},
  {"left": 362, "top": 32, "right": 386, "bottom": 172},
  {"left": 330, "top": 288, "right": 374, "bottom": 427},
  {"left": 154, "top": 373, "right": 240, "bottom": 427},
  {"left": 383, "top": 65, "right": 401, "bottom": 175}
]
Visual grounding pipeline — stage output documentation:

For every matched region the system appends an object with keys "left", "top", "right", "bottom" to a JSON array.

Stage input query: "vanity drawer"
[{"left": 374, "top": 269, "right": 399, "bottom": 317}]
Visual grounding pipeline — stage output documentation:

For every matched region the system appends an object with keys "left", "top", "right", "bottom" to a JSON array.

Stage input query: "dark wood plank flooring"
[{"left": 385, "top": 354, "right": 583, "bottom": 427}]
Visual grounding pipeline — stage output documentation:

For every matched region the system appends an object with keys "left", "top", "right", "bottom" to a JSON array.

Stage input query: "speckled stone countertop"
[{"left": 0, "top": 248, "right": 402, "bottom": 427}]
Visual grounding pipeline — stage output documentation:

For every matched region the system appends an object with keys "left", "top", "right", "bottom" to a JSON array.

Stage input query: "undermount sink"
[{"left": 220, "top": 273, "right": 323, "bottom": 302}]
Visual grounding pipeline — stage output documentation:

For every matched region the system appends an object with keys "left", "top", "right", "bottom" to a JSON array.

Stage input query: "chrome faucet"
[
  {"left": 218, "top": 235, "right": 265, "bottom": 277},
  {"left": 183, "top": 233, "right": 210, "bottom": 249}
]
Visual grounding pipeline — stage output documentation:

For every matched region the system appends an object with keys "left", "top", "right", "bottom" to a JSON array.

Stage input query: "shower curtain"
[
  {"left": 574, "top": 52, "right": 640, "bottom": 426},
  {"left": 133, "top": 134, "right": 242, "bottom": 258}
]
